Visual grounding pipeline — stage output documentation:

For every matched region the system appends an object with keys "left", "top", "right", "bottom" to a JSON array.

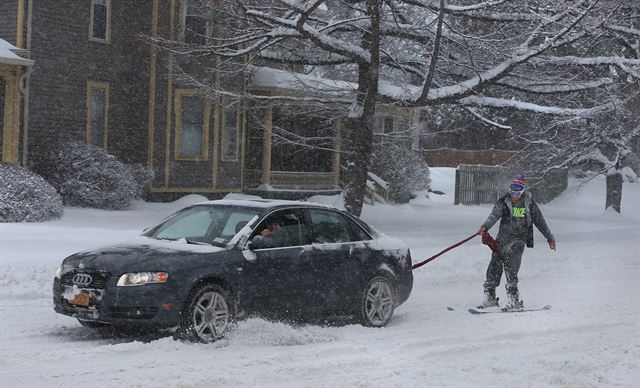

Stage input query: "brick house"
[{"left": 1, "top": 0, "right": 424, "bottom": 201}]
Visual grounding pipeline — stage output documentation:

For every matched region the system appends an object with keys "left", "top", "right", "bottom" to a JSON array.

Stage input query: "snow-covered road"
[{"left": 1, "top": 171, "right": 638, "bottom": 387}]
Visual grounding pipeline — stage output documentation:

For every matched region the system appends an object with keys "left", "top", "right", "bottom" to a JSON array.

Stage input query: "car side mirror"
[
  {"left": 246, "top": 240, "right": 256, "bottom": 250},
  {"left": 242, "top": 241, "right": 258, "bottom": 261}
]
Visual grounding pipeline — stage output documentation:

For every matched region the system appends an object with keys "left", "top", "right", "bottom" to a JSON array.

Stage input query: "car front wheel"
[
  {"left": 360, "top": 276, "right": 396, "bottom": 327},
  {"left": 179, "top": 284, "right": 232, "bottom": 343}
]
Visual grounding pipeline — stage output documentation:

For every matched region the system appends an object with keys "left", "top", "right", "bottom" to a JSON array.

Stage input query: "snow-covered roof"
[
  {"left": 0, "top": 39, "right": 33, "bottom": 66},
  {"left": 248, "top": 65, "right": 606, "bottom": 116},
  {"left": 195, "top": 198, "right": 334, "bottom": 210},
  {"left": 248, "top": 65, "right": 356, "bottom": 95},
  {"left": 248, "top": 65, "right": 422, "bottom": 102}
]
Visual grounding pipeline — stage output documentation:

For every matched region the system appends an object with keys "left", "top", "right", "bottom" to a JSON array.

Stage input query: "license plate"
[{"left": 68, "top": 292, "right": 90, "bottom": 307}]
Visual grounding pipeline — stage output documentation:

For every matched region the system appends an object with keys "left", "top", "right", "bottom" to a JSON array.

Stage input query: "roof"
[
  {"left": 0, "top": 39, "right": 33, "bottom": 66},
  {"left": 194, "top": 198, "right": 336, "bottom": 210},
  {"left": 248, "top": 65, "right": 355, "bottom": 95},
  {"left": 247, "top": 65, "right": 422, "bottom": 102}
]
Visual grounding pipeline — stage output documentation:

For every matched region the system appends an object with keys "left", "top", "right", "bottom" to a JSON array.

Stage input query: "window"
[
  {"left": 175, "top": 89, "right": 210, "bottom": 160},
  {"left": 374, "top": 115, "right": 394, "bottom": 155},
  {"left": 86, "top": 81, "right": 109, "bottom": 149},
  {"left": 395, "top": 117, "right": 411, "bottom": 149},
  {"left": 251, "top": 210, "right": 307, "bottom": 249},
  {"left": 310, "top": 210, "right": 353, "bottom": 244},
  {"left": 145, "top": 205, "right": 262, "bottom": 246},
  {"left": 383, "top": 117, "right": 394, "bottom": 134},
  {"left": 184, "top": 0, "right": 207, "bottom": 44},
  {"left": 221, "top": 211, "right": 258, "bottom": 237},
  {"left": 372, "top": 116, "right": 383, "bottom": 148},
  {"left": 90, "top": 0, "right": 110, "bottom": 42},
  {"left": 155, "top": 209, "right": 212, "bottom": 241},
  {"left": 221, "top": 98, "right": 240, "bottom": 161}
]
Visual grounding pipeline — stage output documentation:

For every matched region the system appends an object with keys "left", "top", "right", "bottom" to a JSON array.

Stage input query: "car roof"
[{"left": 195, "top": 198, "right": 339, "bottom": 212}]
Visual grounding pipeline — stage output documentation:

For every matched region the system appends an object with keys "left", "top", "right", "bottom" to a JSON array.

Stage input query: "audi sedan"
[{"left": 53, "top": 199, "right": 413, "bottom": 342}]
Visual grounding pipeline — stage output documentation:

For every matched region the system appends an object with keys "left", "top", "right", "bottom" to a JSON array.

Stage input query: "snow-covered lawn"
[{"left": 1, "top": 169, "right": 638, "bottom": 387}]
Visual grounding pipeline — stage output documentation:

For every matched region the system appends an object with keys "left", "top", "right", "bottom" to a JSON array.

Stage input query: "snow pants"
[{"left": 483, "top": 238, "right": 526, "bottom": 293}]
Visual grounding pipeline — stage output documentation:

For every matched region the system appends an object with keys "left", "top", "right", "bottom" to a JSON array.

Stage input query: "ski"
[{"left": 468, "top": 305, "right": 552, "bottom": 314}]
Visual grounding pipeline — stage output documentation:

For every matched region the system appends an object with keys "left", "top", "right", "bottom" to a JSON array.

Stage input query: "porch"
[{"left": 0, "top": 39, "right": 33, "bottom": 165}]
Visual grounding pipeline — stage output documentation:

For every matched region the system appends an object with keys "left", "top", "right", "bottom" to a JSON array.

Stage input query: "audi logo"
[{"left": 72, "top": 273, "right": 93, "bottom": 287}]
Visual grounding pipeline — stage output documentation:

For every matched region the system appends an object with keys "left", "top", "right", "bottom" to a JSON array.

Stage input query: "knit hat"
[{"left": 511, "top": 175, "right": 527, "bottom": 191}]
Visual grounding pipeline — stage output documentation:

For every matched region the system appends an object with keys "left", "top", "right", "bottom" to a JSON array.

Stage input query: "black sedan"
[{"left": 53, "top": 200, "right": 413, "bottom": 342}]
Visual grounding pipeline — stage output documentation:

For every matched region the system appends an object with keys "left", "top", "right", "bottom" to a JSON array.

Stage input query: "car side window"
[
  {"left": 345, "top": 217, "right": 373, "bottom": 241},
  {"left": 309, "top": 210, "right": 358, "bottom": 243},
  {"left": 251, "top": 210, "right": 307, "bottom": 249}
]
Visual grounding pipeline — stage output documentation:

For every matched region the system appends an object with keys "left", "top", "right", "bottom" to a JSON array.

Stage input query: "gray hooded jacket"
[{"left": 482, "top": 192, "right": 554, "bottom": 248}]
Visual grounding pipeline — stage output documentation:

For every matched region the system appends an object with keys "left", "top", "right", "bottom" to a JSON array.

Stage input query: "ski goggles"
[{"left": 510, "top": 183, "right": 525, "bottom": 196}]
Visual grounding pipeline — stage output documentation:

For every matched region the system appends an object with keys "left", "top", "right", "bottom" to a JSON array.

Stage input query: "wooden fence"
[
  {"left": 454, "top": 165, "right": 509, "bottom": 205},
  {"left": 424, "top": 148, "right": 517, "bottom": 167}
]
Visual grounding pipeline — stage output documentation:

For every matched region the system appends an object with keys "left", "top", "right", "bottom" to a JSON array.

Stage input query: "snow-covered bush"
[
  {"left": 0, "top": 164, "right": 63, "bottom": 222},
  {"left": 35, "top": 141, "right": 153, "bottom": 210},
  {"left": 126, "top": 163, "right": 155, "bottom": 198},
  {"left": 371, "top": 147, "right": 431, "bottom": 203}
]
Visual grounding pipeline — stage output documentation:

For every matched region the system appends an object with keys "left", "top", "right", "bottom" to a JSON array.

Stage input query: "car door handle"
[{"left": 235, "top": 267, "right": 243, "bottom": 272}]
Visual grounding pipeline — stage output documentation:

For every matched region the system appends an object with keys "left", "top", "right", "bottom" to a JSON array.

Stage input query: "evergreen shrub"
[
  {"left": 35, "top": 141, "right": 154, "bottom": 210},
  {"left": 0, "top": 163, "right": 63, "bottom": 222}
]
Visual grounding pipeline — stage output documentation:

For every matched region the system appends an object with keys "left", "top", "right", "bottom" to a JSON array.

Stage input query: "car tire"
[
  {"left": 359, "top": 275, "right": 396, "bottom": 327},
  {"left": 178, "top": 283, "right": 233, "bottom": 343}
]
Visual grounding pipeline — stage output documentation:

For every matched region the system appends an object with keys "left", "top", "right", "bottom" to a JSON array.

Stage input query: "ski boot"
[
  {"left": 505, "top": 285, "right": 524, "bottom": 310},
  {"left": 476, "top": 287, "right": 499, "bottom": 309}
]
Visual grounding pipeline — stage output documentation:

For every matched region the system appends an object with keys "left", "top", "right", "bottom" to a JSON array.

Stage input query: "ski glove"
[{"left": 481, "top": 232, "right": 501, "bottom": 255}]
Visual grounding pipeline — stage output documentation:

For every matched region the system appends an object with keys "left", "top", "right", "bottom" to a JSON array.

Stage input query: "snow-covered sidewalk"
[{"left": 1, "top": 171, "right": 638, "bottom": 387}]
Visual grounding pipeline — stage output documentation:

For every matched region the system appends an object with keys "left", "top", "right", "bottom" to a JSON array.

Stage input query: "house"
[{"left": 1, "top": 0, "right": 421, "bottom": 201}]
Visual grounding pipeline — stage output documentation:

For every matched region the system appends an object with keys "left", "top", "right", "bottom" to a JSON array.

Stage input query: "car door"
[
  {"left": 307, "top": 209, "right": 373, "bottom": 311},
  {"left": 241, "top": 208, "right": 316, "bottom": 315}
]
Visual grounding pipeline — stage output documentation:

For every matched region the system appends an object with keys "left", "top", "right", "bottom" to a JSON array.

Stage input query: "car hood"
[{"left": 62, "top": 236, "right": 228, "bottom": 273}]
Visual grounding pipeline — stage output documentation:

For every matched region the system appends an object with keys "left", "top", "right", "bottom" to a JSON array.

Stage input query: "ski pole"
[{"left": 412, "top": 233, "right": 478, "bottom": 270}]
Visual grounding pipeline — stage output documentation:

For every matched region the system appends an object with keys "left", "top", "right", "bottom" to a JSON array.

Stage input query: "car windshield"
[{"left": 143, "top": 205, "right": 261, "bottom": 247}]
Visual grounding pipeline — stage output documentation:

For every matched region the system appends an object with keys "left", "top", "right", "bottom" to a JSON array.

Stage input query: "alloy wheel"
[
  {"left": 191, "top": 289, "right": 230, "bottom": 342},
  {"left": 363, "top": 277, "right": 395, "bottom": 327}
]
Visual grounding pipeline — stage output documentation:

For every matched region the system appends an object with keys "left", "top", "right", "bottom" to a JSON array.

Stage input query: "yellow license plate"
[{"left": 69, "top": 292, "right": 90, "bottom": 307}]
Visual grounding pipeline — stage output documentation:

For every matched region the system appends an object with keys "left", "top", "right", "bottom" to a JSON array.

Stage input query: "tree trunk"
[
  {"left": 342, "top": 0, "right": 380, "bottom": 217},
  {"left": 605, "top": 170, "right": 623, "bottom": 213},
  {"left": 343, "top": 116, "right": 373, "bottom": 216}
]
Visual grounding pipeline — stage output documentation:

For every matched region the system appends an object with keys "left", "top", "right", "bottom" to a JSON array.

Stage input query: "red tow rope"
[{"left": 412, "top": 233, "right": 478, "bottom": 270}]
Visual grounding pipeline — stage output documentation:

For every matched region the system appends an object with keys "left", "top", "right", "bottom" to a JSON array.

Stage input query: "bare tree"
[
  {"left": 498, "top": 1, "right": 639, "bottom": 212},
  {"left": 155, "top": 0, "right": 639, "bottom": 215}
]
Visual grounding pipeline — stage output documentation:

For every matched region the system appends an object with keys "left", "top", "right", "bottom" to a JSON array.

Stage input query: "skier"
[{"left": 477, "top": 175, "right": 556, "bottom": 310}]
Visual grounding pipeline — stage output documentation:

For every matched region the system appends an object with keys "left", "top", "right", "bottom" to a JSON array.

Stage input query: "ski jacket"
[{"left": 481, "top": 192, "right": 554, "bottom": 248}]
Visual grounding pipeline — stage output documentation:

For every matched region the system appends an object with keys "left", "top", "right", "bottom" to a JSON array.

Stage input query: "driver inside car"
[{"left": 251, "top": 217, "right": 286, "bottom": 248}]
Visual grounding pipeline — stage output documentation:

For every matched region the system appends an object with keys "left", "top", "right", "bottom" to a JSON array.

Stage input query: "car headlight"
[
  {"left": 55, "top": 265, "right": 63, "bottom": 279},
  {"left": 116, "top": 272, "right": 169, "bottom": 287}
]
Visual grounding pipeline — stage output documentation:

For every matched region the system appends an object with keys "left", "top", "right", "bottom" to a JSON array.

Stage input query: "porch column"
[
  {"left": 1, "top": 66, "right": 21, "bottom": 164},
  {"left": 332, "top": 119, "right": 342, "bottom": 186},
  {"left": 411, "top": 108, "right": 421, "bottom": 152},
  {"left": 261, "top": 103, "right": 272, "bottom": 185}
]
